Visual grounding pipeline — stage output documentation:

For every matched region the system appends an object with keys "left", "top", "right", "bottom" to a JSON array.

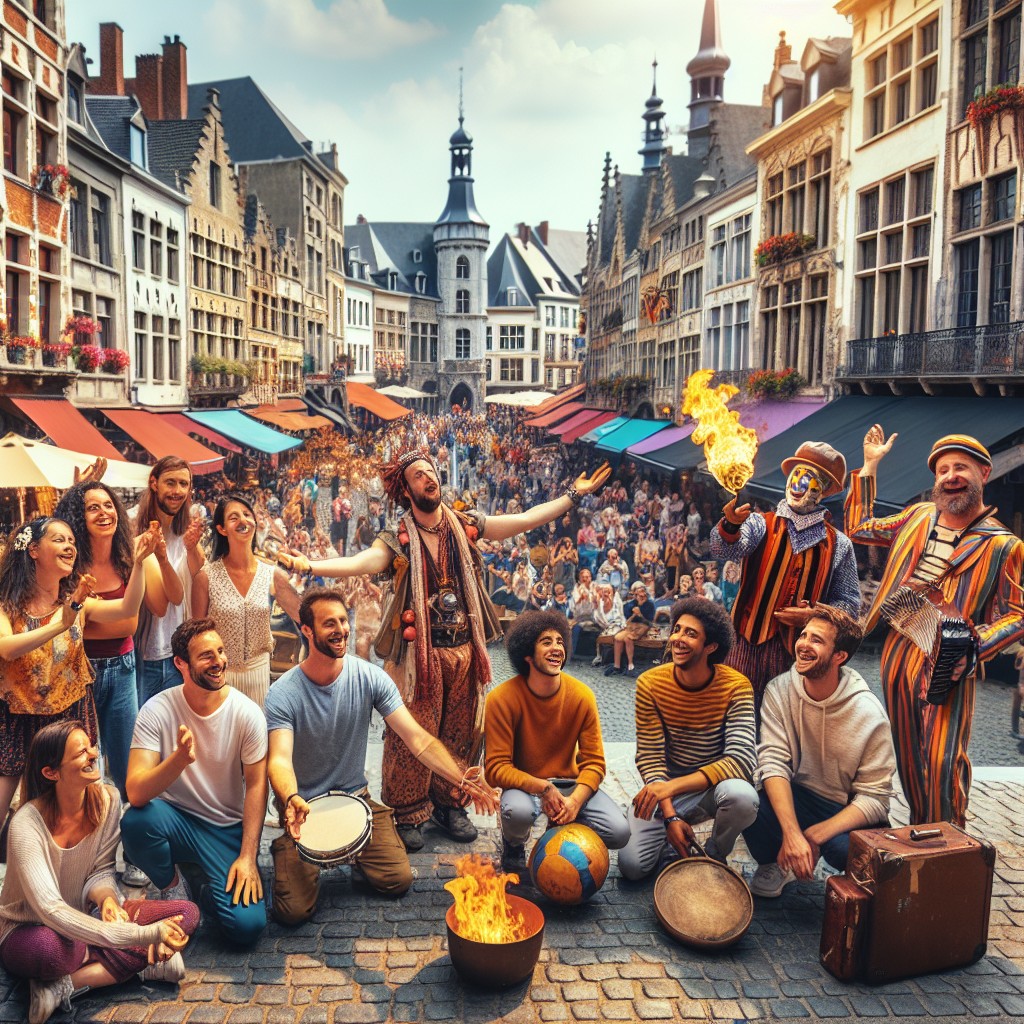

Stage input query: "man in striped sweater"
[{"left": 619, "top": 598, "right": 759, "bottom": 878}]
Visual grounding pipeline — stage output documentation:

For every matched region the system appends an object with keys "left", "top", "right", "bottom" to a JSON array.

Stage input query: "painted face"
[{"left": 785, "top": 463, "right": 827, "bottom": 514}]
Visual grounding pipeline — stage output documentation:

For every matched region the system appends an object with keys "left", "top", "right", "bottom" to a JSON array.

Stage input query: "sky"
[{"left": 68, "top": 1, "right": 851, "bottom": 241}]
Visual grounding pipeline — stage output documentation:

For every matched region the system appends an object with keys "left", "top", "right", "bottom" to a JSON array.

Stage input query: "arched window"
[
  {"left": 456, "top": 256, "right": 470, "bottom": 279},
  {"left": 456, "top": 288, "right": 470, "bottom": 314},
  {"left": 455, "top": 328, "right": 471, "bottom": 359}
]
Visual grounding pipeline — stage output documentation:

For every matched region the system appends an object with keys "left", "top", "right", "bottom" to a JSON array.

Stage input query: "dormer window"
[
  {"left": 772, "top": 93, "right": 784, "bottom": 127},
  {"left": 388, "top": 271, "right": 398, "bottom": 290},
  {"left": 506, "top": 287, "right": 518, "bottom": 304},
  {"left": 807, "top": 67, "right": 820, "bottom": 103},
  {"left": 415, "top": 272, "right": 426, "bottom": 294},
  {"left": 412, "top": 249, "right": 422, "bottom": 263},
  {"left": 349, "top": 245, "right": 360, "bottom": 260},
  {"left": 129, "top": 124, "right": 147, "bottom": 168},
  {"left": 68, "top": 83, "right": 81, "bottom": 124}
]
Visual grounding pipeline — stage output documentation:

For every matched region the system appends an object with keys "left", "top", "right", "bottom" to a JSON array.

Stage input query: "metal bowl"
[{"left": 445, "top": 894, "right": 545, "bottom": 987}]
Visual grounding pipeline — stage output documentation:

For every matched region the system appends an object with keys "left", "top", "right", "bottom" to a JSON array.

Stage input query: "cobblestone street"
[{"left": 4, "top": 641, "right": 1023, "bottom": 1024}]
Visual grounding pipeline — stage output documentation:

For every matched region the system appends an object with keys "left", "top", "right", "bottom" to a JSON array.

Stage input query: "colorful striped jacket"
[{"left": 844, "top": 472, "right": 1024, "bottom": 660}]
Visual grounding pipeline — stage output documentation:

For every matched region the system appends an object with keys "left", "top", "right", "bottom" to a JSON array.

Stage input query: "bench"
[{"left": 596, "top": 630, "right": 668, "bottom": 666}]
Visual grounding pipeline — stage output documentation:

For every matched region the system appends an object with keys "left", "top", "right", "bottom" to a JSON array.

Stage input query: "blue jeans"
[
  {"left": 138, "top": 656, "right": 183, "bottom": 707},
  {"left": 742, "top": 782, "right": 857, "bottom": 872},
  {"left": 121, "top": 799, "right": 266, "bottom": 946},
  {"left": 89, "top": 650, "right": 137, "bottom": 799},
  {"left": 500, "top": 780, "right": 630, "bottom": 849}
]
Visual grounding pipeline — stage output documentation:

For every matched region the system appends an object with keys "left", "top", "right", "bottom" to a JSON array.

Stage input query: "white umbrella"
[
  {"left": 377, "top": 384, "right": 431, "bottom": 399},
  {"left": 0, "top": 433, "right": 152, "bottom": 490},
  {"left": 484, "top": 390, "right": 555, "bottom": 407}
]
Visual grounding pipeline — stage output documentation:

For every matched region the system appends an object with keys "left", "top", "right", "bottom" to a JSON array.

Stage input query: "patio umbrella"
[
  {"left": 377, "top": 384, "right": 431, "bottom": 399},
  {"left": 0, "top": 433, "right": 152, "bottom": 490},
  {"left": 484, "top": 391, "right": 555, "bottom": 407}
]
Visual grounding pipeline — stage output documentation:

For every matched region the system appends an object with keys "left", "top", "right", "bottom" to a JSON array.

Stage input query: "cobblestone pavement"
[{"left": 4, "top": 640, "right": 1024, "bottom": 1023}]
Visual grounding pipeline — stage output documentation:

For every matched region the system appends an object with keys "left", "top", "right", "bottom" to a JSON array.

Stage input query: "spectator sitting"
[
  {"left": 605, "top": 582, "right": 656, "bottom": 678},
  {"left": 597, "top": 548, "right": 628, "bottom": 596}
]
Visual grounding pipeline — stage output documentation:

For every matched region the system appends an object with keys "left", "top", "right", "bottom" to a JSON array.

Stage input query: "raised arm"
[
  {"left": 288, "top": 538, "right": 393, "bottom": 579},
  {"left": 85, "top": 529, "right": 159, "bottom": 624}
]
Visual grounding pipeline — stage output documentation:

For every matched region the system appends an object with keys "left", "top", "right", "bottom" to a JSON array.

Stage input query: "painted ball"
[
  {"left": 401, "top": 610, "right": 416, "bottom": 625},
  {"left": 402, "top": 626, "right": 417, "bottom": 642},
  {"left": 529, "top": 824, "right": 609, "bottom": 905}
]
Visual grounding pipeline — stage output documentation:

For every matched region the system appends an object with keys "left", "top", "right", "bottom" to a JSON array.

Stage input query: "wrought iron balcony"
[{"left": 837, "top": 322, "right": 1024, "bottom": 382}]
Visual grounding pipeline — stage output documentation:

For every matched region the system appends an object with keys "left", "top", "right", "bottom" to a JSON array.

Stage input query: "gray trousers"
[
  {"left": 500, "top": 779, "right": 631, "bottom": 850},
  {"left": 617, "top": 778, "right": 759, "bottom": 880}
]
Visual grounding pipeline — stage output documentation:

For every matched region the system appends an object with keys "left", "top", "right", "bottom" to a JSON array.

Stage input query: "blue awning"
[
  {"left": 595, "top": 418, "right": 672, "bottom": 453},
  {"left": 184, "top": 410, "right": 302, "bottom": 454},
  {"left": 578, "top": 416, "right": 629, "bottom": 444}
]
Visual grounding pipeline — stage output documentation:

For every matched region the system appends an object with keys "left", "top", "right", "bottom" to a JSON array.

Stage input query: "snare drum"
[{"left": 294, "top": 791, "right": 373, "bottom": 867}]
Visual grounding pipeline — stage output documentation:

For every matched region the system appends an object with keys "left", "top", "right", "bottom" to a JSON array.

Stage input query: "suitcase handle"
[{"left": 909, "top": 828, "right": 942, "bottom": 841}]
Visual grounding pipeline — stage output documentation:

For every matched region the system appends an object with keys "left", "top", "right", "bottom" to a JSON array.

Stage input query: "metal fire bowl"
[{"left": 445, "top": 894, "right": 546, "bottom": 987}]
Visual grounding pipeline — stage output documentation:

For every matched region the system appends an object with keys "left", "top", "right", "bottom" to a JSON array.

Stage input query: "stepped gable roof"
[
  {"left": 487, "top": 237, "right": 538, "bottom": 308},
  {"left": 84, "top": 95, "right": 138, "bottom": 158},
  {"left": 344, "top": 221, "right": 438, "bottom": 298},
  {"left": 146, "top": 118, "right": 206, "bottom": 191},
  {"left": 187, "top": 77, "right": 312, "bottom": 165}
]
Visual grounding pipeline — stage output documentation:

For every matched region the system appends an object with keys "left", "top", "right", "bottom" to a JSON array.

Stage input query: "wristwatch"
[{"left": 664, "top": 815, "right": 682, "bottom": 824}]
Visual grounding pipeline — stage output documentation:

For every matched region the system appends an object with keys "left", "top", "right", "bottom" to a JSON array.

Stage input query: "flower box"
[
  {"left": 42, "top": 342, "right": 72, "bottom": 367},
  {"left": 754, "top": 233, "right": 818, "bottom": 267}
]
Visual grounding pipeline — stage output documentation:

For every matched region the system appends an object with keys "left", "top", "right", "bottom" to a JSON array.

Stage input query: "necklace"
[
  {"left": 415, "top": 518, "right": 444, "bottom": 535},
  {"left": 26, "top": 595, "right": 59, "bottom": 619}
]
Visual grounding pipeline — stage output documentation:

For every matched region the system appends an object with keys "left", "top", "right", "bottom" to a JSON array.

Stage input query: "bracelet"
[
  {"left": 70, "top": 600, "right": 84, "bottom": 611},
  {"left": 285, "top": 792, "right": 301, "bottom": 806},
  {"left": 664, "top": 815, "right": 682, "bottom": 824},
  {"left": 565, "top": 486, "right": 581, "bottom": 507}
]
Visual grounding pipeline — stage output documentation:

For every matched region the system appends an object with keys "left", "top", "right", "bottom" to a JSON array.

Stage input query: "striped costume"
[
  {"left": 710, "top": 503, "right": 860, "bottom": 707},
  {"left": 845, "top": 472, "right": 1024, "bottom": 826}
]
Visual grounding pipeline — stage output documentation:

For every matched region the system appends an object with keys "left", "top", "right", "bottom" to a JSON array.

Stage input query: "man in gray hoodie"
[{"left": 742, "top": 605, "right": 896, "bottom": 898}]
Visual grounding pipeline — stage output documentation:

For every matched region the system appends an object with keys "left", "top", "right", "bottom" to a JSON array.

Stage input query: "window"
[
  {"left": 499, "top": 325, "right": 525, "bottom": 350},
  {"left": 70, "top": 185, "right": 88, "bottom": 257},
  {"left": 544, "top": 305, "right": 556, "bottom": 326},
  {"left": 455, "top": 328, "right": 471, "bottom": 360},
  {"left": 957, "top": 184, "right": 982, "bottom": 231},
  {"left": 68, "top": 82, "right": 81, "bottom": 124},
  {"left": 954, "top": 240, "right": 980, "bottom": 327},
  {"left": 91, "top": 193, "right": 111, "bottom": 266},
  {"left": 810, "top": 151, "right": 831, "bottom": 248},
  {"left": 992, "top": 173, "right": 1016, "bottom": 222},
  {"left": 785, "top": 161, "right": 806, "bottom": 233},
  {"left": 499, "top": 358, "right": 524, "bottom": 382},
  {"left": 129, "top": 124, "right": 147, "bottom": 168},
  {"left": 996, "top": 7, "right": 1021, "bottom": 86},
  {"left": 456, "top": 255, "right": 470, "bottom": 279},
  {"left": 681, "top": 267, "right": 703, "bottom": 311},
  {"left": 711, "top": 225, "right": 726, "bottom": 287},
  {"left": 152, "top": 314, "right": 165, "bottom": 382},
  {"left": 455, "top": 288, "right": 470, "bottom": 314},
  {"left": 989, "top": 231, "right": 1013, "bottom": 324},
  {"left": 865, "top": 19, "right": 943, "bottom": 136},
  {"left": 766, "top": 173, "right": 784, "bottom": 236},
  {"left": 860, "top": 188, "right": 879, "bottom": 232},
  {"left": 167, "top": 228, "right": 179, "bottom": 283},
  {"left": 485, "top": 326, "right": 492, "bottom": 351},
  {"left": 131, "top": 212, "right": 145, "bottom": 270},
  {"left": 134, "top": 312, "right": 147, "bottom": 380},
  {"left": 885, "top": 177, "right": 905, "bottom": 225},
  {"left": 963, "top": 31, "right": 988, "bottom": 113}
]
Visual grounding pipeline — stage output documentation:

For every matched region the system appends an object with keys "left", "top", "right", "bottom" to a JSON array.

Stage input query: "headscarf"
[{"left": 381, "top": 448, "right": 441, "bottom": 510}]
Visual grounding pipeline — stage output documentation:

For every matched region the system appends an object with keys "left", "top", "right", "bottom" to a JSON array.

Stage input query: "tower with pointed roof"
[
  {"left": 434, "top": 78, "right": 488, "bottom": 412},
  {"left": 639, "top": 60, "right": 668, "bottom": 173},
  {"left": 686, "top": 0, "right": 730, "bottom": 160}
]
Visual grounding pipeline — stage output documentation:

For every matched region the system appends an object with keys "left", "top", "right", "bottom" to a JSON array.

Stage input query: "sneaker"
[
  {"left": 750, "top": 863, "right": 796, "bottom": 898},
  {"left": 603, "top": 664, "right": 622, "bottom": 677},
  {"left": 500, "top": 840, "right": 528, "bottom": 875},
  {"left": 139, "top": 952, "right": 186, "bottom": 984},
  {"left": 430, "top": 806, "right": 478, "bottom": 842},
  {"left": 625, "top": 664, "right": 637, "bottom": 677},
  {"left": 121, "top": 860, "right": 150, "bottom": 888},
  {"left": 28, "top": 975, "right": 73, "bottom": 1024},
  {"left": 160, "top": 869, "right": 193, "bottom": 903},
  {"left": 590, "top": 655, "right": 603, "bottom": 667},
  {"left": 396, "top": 822, "right": 424, "bottom": 852}
]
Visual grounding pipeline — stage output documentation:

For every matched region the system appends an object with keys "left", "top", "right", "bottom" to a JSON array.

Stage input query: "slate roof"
[
  {"left": 84, "top": 95, "right": 138, "bottom": 160},
  {"left": 487, "top": 238, "right": 540, "bottom": 308},
  {"left": 344, "top": 222, "right": 439, "bottom": 298},
  {"left": 188, "top": 77, "right": 312, "bottom": 165},
  {"left": 146, "top": 119, "right": 206, "bottom": 191},
  {"left": 534, "top": 228, "right": 586, "bottom": 293},
  {"left": 708, "top": 104, "right": 770, "bottom": 187}
]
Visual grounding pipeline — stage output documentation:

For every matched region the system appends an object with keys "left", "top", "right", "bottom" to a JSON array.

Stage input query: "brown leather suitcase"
[
  {"left": 820, "top": 874, "right": 872, "bottom": 981},
  {"left": 847, "top": 822, "right": 995, "bottom": 984}
]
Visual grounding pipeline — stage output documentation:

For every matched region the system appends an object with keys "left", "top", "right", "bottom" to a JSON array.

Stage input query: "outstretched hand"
[
  {"left": 572, "top": 462, "right": 612, "bottom": 497},
  {"left": 74, "top": 457, "right": 107, "bottom": 486},
  {"left": 863, "top": 423, "right": 897, "bottom": 469},
  {"left": 723, "top": 498, "right": 751, "bottom": 527}
]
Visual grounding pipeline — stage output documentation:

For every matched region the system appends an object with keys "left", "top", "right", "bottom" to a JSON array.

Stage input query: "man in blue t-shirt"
[{"left": 265, "top": 588, "right": 498, "bottom": 925}]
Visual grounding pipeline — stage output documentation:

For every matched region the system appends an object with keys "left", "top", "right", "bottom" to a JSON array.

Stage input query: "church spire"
[
  {"left": 686, "top": 0, "right": 730, "bottom": 157},
  {"left": 638, "top": 58, "right": 668, "bottom": 173},
  {"left": 436, "top": 72, "right": 486, "bottom": 227}
]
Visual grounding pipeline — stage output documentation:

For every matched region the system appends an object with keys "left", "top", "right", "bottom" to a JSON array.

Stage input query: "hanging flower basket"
[
  {"left": 747, "top": 368, "right": 807, "bottom": 399},
  {"left": 754, "top": 233, "right": 817, "bottom": 267},
  {"left": 75, "top": 344, "right": 105, "bottom": 373},
  {"left": 31, "top": 163, "right": 73, "bottom": 200},
  {"left": 966, "top": 85, "right": 1024, "bottom": 173},
  {"left": 100, "top": 348, "right": 131, "bottom": 374}
]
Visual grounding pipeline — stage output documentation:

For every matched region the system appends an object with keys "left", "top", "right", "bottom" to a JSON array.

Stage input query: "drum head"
[
  {"left": 297, "top": 793, "right": 372, "bottom": 864},
  {"left": 653, "top": 858, "right": 753, "bottom": 949}
]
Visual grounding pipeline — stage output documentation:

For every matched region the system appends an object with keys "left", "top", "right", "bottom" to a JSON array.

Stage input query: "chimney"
[
  {"left": 94, "top": 22, "right": 124, "bottom": 95},
  {"left": 537, "top": 221, "right": 549, "bottom": 245},
  {"left": 133, "top": 53, "right": 164, "bottom": 120},
  {"left": 517, "top": 222, "right": 529, "bottom": 245},
  {"left": 205, "top": 86, "right": 220, "bottom": 113},
  {"left": 357, "top": 214, "right": 367, "bottom": 224},
  {"left": 774, "top": 31, "right": 792, "bottom": 71},
  {"left": 161, "top": 33, "right": 188, "bottom": 120}
]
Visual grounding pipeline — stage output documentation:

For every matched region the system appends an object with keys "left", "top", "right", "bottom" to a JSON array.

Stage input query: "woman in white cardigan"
[{"left": 0, "top": 720, "right": 198, "bottom": 1024}]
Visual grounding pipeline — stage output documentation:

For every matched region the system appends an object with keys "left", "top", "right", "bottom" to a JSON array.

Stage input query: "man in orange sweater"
[{"left": 485, "top": 611, "right": 630, "bottom": 873}]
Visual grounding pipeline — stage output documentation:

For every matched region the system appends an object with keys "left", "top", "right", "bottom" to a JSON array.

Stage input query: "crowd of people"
[{"left": 0, "top": 401, "right": 1021, "bottom": 1021}]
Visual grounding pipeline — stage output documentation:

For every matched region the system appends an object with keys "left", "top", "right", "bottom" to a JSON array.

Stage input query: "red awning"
[
  {"left": 528, "top": 383, "right": 585, "bottom": 416},
  {"left": 549, "top": 408, "right": 607, "bottom": 438},
  {"left": 160, "top": 413, "right": 243, "bottom": 455},
  {"left": 525, "top": 401, "right": 586, "bottom": 429},
  {"left": 346, "top": 382, "right": 411, "bottom": 421},
  {"left": 560, "top": 411, "right": 618, "bottom": 445},
  {"left": 274, "top": 398, "right": 307, "bottom": 412},
  {"left": 101, "top": 409, "right": 224, "bottom": 475},
  {"left": 247, "top": 405, "right": 331, "bottom": 432},
  {"left": 11, "top": 398, "right": 123, "bottom": 461}
]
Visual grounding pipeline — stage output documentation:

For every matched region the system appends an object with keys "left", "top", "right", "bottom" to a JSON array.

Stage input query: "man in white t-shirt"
[{"left": 122, "top": 618, "right": 268, "bottom": 945}]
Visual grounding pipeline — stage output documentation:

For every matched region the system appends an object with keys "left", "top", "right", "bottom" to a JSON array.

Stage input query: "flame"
[
  {"left": 444, "top": 854, "right": 530, "bottom": 943},
  {"left": 682, "top": 369, "right": 759, "bottom": 494}
]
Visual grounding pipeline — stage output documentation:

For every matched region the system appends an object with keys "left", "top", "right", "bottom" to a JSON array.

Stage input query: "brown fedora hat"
[{"left": 780, "top": 441, "right": 847, "bottom": 497}]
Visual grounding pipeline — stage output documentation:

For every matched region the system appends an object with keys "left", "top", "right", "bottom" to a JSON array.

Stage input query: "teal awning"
[
  {"left": 595, "top": 418, "right": 672, "bottom": 453},
  {"left": 184, "top": 410, "right": 302, "bottom": 454},
  {"left": 578, "top": 416, "right": 629, "bottom": 444}
]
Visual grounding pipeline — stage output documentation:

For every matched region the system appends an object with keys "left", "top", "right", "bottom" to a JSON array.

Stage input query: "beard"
[
  {"left": 157, "top": 495, "right": 186, "bottom": 518},
  {"left": 408, "top": 489, "right": 441, "bottom": 514},
  {"left": 312, "top": 627, "right": 347, "bottom": 660},
  {"left": 932, "top": 481, "right": 982, "bottom": 517},
  {"left": 798, "top": 654, "right": 832, "bottom": 680},
  {"left": 191, "top": 663, "right": 227, "bottom": 691}
]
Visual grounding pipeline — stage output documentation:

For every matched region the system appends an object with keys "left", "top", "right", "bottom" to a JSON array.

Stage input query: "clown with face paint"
[{"left": 709, "top": 441, "right": 861, "bottom": 711}]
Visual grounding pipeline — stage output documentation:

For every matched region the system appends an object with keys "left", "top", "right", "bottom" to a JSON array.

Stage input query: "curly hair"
[
  {"left": 54, "top": 483, "right": 134, "bottom": 585},
  {"left": 504, "top": 610, "right": 571, "bottom": 679},
  {"left": 0, "top": 518, "right": 77, "bottom": 619},
  {"left": 210, "top": 494, "right": 258, "bottom": 561},
  {"left": 668, "top": 596, "right": 735, "bottom": 666}
]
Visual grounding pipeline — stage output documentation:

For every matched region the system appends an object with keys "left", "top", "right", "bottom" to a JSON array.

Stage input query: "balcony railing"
[
  {"left": 187, "top": 372, "right": 249, "bottom": 397},
  {"left": 838, "top": 322, "right": 1024, "bottom": 381}
]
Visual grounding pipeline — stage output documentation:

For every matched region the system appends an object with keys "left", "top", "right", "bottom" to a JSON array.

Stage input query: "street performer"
[
  {"left": 288, "top": 449, "right": 610, "bottom": 851},
  {"left": 846, "top": 428, "right": 1024, "bottom": 826},
  {"left": 709, "top": 442, "right": 860, "bottom": 709}
]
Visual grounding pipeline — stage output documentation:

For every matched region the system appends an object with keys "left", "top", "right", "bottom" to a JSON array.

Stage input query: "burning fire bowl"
[{"left": 445, "top": 895, "right": 545, "bottom": 987}]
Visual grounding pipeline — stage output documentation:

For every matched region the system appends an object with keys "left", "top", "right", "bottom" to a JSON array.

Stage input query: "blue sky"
[{"left": 68, "top": 1, "right": 850, "bottom": 240}]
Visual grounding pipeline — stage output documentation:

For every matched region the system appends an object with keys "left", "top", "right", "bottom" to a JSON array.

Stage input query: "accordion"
[{"left": 878, "top": 586, "right": 977, "bottom": 705}]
